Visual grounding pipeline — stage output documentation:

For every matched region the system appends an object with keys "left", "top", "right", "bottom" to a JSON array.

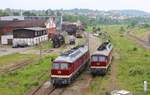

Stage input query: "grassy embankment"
[
  {"left": 0, "top": 54, "right": 58, "bottom": 95},
  {"left": 33, "top": 41, "right": 53, "bottom": 50},
  {"left": 0, "top": 53, "right": 37, "bottom": 69},
  {"left": 129, "top": 26, "right": 150, "bottom": 41},
  {"left": 87, "top": 25, "right": 150, "bottom": 95}
]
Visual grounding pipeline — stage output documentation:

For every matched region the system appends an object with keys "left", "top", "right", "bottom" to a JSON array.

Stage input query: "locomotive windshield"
[
  {"left": 91, "top": 55, "right": 107, "bottom": 62},
  {"left": 52, "top": 63, "right": 59, "bottom": 69},
  {"left": 92, "top": 56, "right": 99, "bottom": 61},
  {"left": 99, "top": 56, "right": 106, "bottom": 61},
  {"left": 52, "top": 63, "right": 69, "bottom": 70},
  {"left": 61, "top": 63, "right": 68, "bottom": 69}
]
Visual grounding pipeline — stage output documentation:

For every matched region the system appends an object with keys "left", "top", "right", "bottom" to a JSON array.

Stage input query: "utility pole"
[
  {"left": 87, "top": 31, "right": 90, "bottom": 51},
  {"left": 60, "top": 13, "right": 63, "bottom": 32},
  {"left": 148, "top": 33, "right": 150, "bottom": 44},
  {"left": 39, "top": 38, "right": 42, "bottom": 62},
  {"left": 84, "top": 32, "right": 89, "bottom": 50}
]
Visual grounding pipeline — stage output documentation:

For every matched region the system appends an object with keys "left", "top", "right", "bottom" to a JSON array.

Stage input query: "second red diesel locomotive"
[{"left": 90, "top": 41, "right": 113, "bottom": 75}]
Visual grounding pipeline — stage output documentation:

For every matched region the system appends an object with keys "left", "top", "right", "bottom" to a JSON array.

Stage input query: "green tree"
[
  {"left": 120, "top": 26, "right": 125, "bottom": 32},
  {"left": 23, "top": 11, "right": 36, "bottom": 16},
  {"left": 0, "top": 10, "right": 9, "bottom": 16},
  {"left": 130, "top": 20, "right": 138, "bottom": 27},
  {"left": 45, "top": 9, "right": 55, "bottom": 16},
  {"left": 92, "top": 27, "right": 96, "bottom": 33},
  {"left": 143, "top": 24, "right": 150, "bottom": 28},
  {"left": 97, "top": 27, "right": 101, "bottom": 31},
  {"left": 63, "top": 14, "right": 77, "bottom": 22},
  {"left": 13, "top": 12, "right": 20, "bottom": 16}
]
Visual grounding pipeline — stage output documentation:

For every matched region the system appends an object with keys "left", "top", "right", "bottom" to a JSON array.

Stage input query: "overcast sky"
[{"left": 1, "top": 0, "right": 150, "bottom": 12}]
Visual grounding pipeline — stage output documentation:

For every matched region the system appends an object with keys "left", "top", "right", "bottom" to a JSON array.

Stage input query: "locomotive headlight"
[{"left": 96, "top": 63, "right": 100, "bottom": 65}]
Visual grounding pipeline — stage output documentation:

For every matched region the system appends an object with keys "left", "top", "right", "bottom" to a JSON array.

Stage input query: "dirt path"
[
  {"left": 105, "top": 51, "right": 120, "bottom": 93},
  {"left": 88, "top": 33, "right": 101, "bottom": 52}
]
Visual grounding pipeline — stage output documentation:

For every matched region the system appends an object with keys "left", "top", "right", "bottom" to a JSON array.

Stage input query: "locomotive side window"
[
  {"left": 52, "top": 63, "right": 60, "bottom": 69},
  {"left": 91, "top": 56, "right": 98, "bottom": 61},
  {"left": 61, "top": 63, "right": 68, "bottom": 69}
]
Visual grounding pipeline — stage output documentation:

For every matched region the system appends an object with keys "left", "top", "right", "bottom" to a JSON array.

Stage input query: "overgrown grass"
[
  {"left": 87, "top": 25, "right": 150, "bottom": 95},
  {"left": 85, "top": 26, "right": 93, "bottom": 32},
  {"left": 0, "top": 54, "right": 58, "bottom": 95},
  {"left": 33, "top": 41, "right": 52, "bottom": 50},
  {"left": 129, "top": 26, "right": 150, "bottom": 40},
  {"left": 0, "top": 53, "right": 37, "bottom": 68},
  {"left": 110, "top": 29, "right": 150, "bottom": 94}
]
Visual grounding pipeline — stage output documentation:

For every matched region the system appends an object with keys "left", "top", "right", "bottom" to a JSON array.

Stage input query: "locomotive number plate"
[
  {"left": 57, "top": 71, "right": 61, "bottom": 74},
  {"left": 96, "top": 63, "right": 100, "bottom": 65}
]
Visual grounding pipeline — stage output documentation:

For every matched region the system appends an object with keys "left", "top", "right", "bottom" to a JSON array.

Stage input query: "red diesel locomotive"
[
  {"left": 51, "top": 45, "right": 90, "bottom": 85},
  {"left": 90, "top": 41, "right": 113, "bottom": 75}
]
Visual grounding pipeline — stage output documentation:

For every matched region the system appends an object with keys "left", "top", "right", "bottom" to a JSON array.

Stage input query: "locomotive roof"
[
  {"left": 93, "top": 50, "right": 110, "bottom": 56},
  {"left": 93, "top": 42, "right": 113, "bottom": 56},
  {"left": 54, "top": 45, "right": 88, "bottom": 63}
]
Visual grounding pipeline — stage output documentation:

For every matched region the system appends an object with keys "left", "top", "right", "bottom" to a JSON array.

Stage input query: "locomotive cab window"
[
  {"left": 92, "top": 55, "right": 107, "bottom": 62},
  {"left": 91, "top": 56, "right": 99, "bottom": 61},
  {"left": 52, "top": 63, "right": 69, "bottom": 70},
  {"left": 99, "top": 55, "right": 107, "bottom": 62},
  {"left": 60, "top": 63, "right": 68, "bottom": 70},
  {"left": 52, "top": 63, "right": 60, "bottom": 69}
]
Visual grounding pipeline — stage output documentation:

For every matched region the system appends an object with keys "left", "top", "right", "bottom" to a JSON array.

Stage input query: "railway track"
[
  {"left": 27, "top": 62, "right": 92, "bottom": 95},
  {"left": 48, "top": 87, "right": 66, "bottom": 95},
  {"left": 0, "top": 58, "right": 38, "bottom": 74},
  {"left": 30, "top": 82, "right": 67, "bottom": 95},
  {"left": 127, "top": 33, "right": 150, "bottom": 49},
  {"left": 0, "top": 48, "right": 58, "bottom": 74}
]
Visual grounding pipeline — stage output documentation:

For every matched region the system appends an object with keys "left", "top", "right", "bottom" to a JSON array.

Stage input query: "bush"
[
  {"left": 105, "top": 91, "right": 111, "bottom": 95},
  {"left": 31, "top": 81, "right": 39, "bottom": 86},
  {"left": 133, "top": 47, "right": 138, "bottom": 51},
  {"left": 8, "top": 72, "right": 18, "bottom": 76},
  {"left": 120, "top": 34, "right": 124, "bottom": 37},
  {"left": 24, "top": 83, "right": 31, "bottom": 89},
  {"left": 44, "top": 54, "right": 58, "bottom": 59},
  {"left": 129, "top": 66, "right": 144, "bottom": 76},
  {"left": 144, "top": 54, "right": 149, "bottom": 57}
]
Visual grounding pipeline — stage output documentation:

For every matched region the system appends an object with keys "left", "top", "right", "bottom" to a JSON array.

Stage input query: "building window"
[
  {"left": 35, "top": 32, "right": 37, "bottom": 36},
  {"left": 38, "top": 31, "right": 41, "bottom": 36},
  {"left": 44, "top": 31, "right": 46, "bottom": 35}
]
